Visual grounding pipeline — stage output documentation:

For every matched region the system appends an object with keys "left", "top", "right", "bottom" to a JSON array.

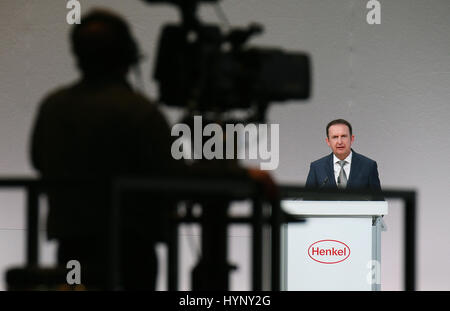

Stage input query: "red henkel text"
[{"left": 310, "top": 247, "right": 347, "bottom": 256}]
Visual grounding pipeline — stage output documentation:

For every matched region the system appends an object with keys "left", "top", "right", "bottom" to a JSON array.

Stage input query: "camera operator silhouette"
[
  {"left": 30, "top": 8, "right": 277, "bottom": 290},
  {"left": 30, "top": 8, "right": 187, "bottom": 290}
]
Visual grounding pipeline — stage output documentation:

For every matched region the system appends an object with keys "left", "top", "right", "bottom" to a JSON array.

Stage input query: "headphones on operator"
[{"left": 71, "top": 9, "right": 140, "bottom": 71}]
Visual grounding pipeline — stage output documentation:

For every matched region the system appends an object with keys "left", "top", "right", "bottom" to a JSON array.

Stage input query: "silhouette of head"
[{"left": 71, "top": 9, "right": 140, "bottom": 77}]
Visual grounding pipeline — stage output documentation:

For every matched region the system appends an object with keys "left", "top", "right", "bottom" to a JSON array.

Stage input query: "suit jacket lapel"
[
  {"left": 347, "top": 150, "right": 360, "bottom": 188},
  {"left": 326, "top": 153, "right": 337, "bottom": 188}
]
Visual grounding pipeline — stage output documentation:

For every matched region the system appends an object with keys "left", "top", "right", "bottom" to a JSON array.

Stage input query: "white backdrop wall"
[{"left": 0, "top": 0, "right": 449, "bottom": 290}]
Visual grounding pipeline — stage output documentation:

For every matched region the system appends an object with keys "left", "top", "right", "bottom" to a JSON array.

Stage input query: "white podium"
[{"left": 281, "top": 200, "right": 388, "bottom": 291}]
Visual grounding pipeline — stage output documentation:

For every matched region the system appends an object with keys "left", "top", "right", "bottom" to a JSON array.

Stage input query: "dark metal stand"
[
  {"left": 191, "top": 201, "right": 231, "bottom": 290},
  {"left": 0, "top": 178, "right": 417, "bottom": 291}
]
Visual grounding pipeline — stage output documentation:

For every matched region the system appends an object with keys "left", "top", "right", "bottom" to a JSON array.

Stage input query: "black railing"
[
  {"left": 0, "top": 177, "right": 416, "bottom": 290},
  {"left": 109, "top": 176, "right": 278, "bottom": 290}
]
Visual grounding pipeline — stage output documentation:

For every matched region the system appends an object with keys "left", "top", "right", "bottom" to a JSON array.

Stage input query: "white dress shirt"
[{"left": 333, "top": 152, "right": 352, "bottom": 185}]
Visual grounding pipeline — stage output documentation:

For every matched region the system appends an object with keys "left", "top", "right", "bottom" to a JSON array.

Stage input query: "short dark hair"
[
  {"left": 326, "top": 119, "right": 352, "bottom": 137},
  {"left": 71, "top": 9, "right": 140, "bottom": 75}
]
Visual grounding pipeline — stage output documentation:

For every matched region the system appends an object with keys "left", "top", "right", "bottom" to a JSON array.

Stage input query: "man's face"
[{"left": 326, "top": 124, "right": 354, "bottom": 160}]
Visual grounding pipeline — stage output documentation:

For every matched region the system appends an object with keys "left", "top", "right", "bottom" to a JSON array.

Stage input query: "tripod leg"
[{"left": 192, "top": 201, "right": 233, "bottom": 290}]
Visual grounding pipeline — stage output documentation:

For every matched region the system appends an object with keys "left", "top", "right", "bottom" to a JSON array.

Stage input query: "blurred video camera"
[{"left": 143, "top": 0, "right": 311, "bottom": 121}]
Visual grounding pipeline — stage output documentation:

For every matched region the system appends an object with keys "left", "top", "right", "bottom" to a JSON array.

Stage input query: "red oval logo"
[{"left": 308, "top": 240, "right": 351, "bottom": 264}]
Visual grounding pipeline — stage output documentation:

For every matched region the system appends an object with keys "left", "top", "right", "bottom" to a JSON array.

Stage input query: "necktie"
[{"left": 337, "top": 160, "right": 347, "bottom": 189}]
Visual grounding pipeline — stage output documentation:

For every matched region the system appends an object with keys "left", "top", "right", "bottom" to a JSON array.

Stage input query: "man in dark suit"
[{"left": 305, "top": 119, "right": 381, "bottom": 191}]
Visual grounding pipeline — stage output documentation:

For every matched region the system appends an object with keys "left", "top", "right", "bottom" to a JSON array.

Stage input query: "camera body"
[{"left": 145, "top": 0, "right": 311, "bottom": 117}]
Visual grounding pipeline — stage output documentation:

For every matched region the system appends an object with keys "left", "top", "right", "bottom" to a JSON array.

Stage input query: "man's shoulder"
[
  {"left": 309, "top": 151, "right": 378, "bottom": 166},
  {"left": 40, "top": 80, "right": 155, "bottom": 109},
  {"left": 310, "top": 153, "right": 332, "bottom": 167},
  {"left": 352, "top": 151, "right": 377, "bottom": 165},
  {"left": 40, "top": 82, "right": 78, "bottom": 103}
]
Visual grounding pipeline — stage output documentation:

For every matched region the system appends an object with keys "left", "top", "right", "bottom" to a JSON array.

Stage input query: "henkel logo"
[{"left": 308, "top": 240, "right": 351, "bottom": 264}]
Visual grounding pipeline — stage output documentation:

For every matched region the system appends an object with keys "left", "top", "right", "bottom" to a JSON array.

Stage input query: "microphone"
[{"left": 319, "top": 176, "right": 329, "bottom": 188}]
